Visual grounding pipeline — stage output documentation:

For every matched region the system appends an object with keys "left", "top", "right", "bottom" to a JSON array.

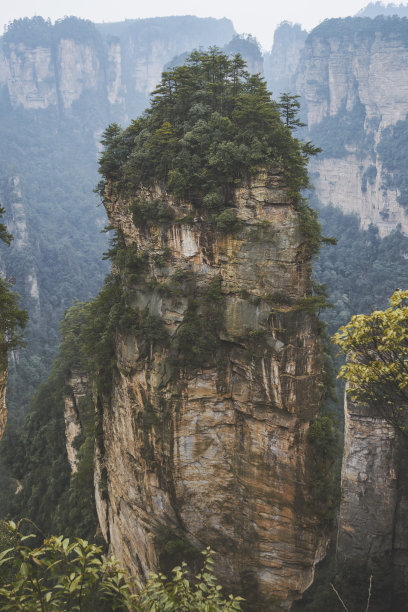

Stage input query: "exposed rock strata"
[
  {"left": 0, "top": 177, "right": 40, "bottom": 314},
  {"left": 0, "top": 17, "right": 235, "bottom": 117},
  {"left": 296, "top": 23, "right": 408, "bottom": 235},
  {"left": 96, "top": 171, "right": 328, "bottom": 610},
  {"left": 64, "top": 370, "right": 88, "bottom": 473},
  {"left": 338, "top": 394, "right": 408, "bottom": 607}
]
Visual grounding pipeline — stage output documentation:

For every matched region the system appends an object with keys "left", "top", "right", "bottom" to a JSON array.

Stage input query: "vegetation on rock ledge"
[{"left": 97, "top": 49, "right": 322, "bottom": 251}]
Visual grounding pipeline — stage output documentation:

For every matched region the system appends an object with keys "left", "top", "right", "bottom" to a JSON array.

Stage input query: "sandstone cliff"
[
  {"left": 337, "top": 394, "right": 408, "bottom": 609},
  {"left": 264, "top": 22, "right": 307, "bottom": 98},
  {"left": 296, "top": 18, "right": 408, "bottom": 236},
  {"left": 0, "top": 16, "right": 235, "bottom": 119},
  {"left": 64, "top": 369, "right": 89, "bottom": 473},
  {"left": 95, "top": 170, "right": 329, "bottom": 610}
]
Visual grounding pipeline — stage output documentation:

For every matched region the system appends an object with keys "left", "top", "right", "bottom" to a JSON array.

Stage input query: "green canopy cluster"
[{"left": 97, "top": 49, "right": 318, "bottom": 210}]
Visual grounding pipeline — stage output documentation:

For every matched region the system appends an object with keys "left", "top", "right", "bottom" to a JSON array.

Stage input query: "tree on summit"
[{"left": 278, "top": 93, "right": 306, "bottom": 130}]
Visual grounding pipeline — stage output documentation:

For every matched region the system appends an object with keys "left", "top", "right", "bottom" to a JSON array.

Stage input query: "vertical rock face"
[
  {"left": 264, "top": 22, "right": 307, "bottom": 97},
  {"left": 64, "top": 370, "right": 88, "bottom": 473},
  {"left": 338, "top": 394, "right": 408, "bottom": 607},
  {"left": 96, "top": 170, "right": 328, "bottom": 610},
  {"left": 0, "top": 365, "right": 7, "bottom": 441},
  {"left": 0, "top": 16, "right": 236, "bottom": 118},
  {"left": 338, "top": 396, "right": 398, "bottom": 560},
  {"left": 0, "top": 177, "right": 40, "bottom": 316},
  {"left": 295, "top": 19, "right": 408, "bottom": 235}
]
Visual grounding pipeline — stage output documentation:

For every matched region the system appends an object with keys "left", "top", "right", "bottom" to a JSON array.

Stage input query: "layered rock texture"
[
  {"left": 264, "top": 22, "right": 307, "bottom": 98},
  {"left": 95, "top": 170, "right": 328, "bottom": 610},
  {"left": 295, "top": 18, "right": 408, "bottom": 235},
  {"left": 337, "top": 394, "right": 408, "bottom": 608},
  {"left": 0, "top": 17, "right": 235, "bottom": 119},
  {"left": 64, "top": 370, "right": 89, "bottom": 473}
]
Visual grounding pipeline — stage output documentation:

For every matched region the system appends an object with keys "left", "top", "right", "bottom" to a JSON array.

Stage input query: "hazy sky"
[{"left": 0, "top": 1, "right": 397, "bottom": 49}]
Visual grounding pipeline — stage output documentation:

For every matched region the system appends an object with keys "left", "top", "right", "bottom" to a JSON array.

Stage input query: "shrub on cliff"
[{"left": 0, "top": 520, "right": 243, "bottom": 611}]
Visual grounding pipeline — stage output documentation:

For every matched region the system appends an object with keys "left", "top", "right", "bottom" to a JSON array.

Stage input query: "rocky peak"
[{"left": 95, "top": 169, "right": 329, "bottom": 610}]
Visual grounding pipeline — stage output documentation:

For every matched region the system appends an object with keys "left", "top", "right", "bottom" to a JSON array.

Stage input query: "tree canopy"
[
  {"left": 0, "top": 521, "right": 243, "bottom": 611},
  {"left": 97, "top": 49, "right": 318, "bottom": 209},
  {"left": 333, "top": 289, "right": 408, "bottom": 434}
]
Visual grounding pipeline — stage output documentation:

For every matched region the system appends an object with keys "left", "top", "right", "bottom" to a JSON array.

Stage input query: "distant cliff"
[
  {"left": 264, "top": 22, "right": 307, "bottom": 97},
  {"left": 296, "top": 17, "right": 408, "bottom": 235},
  {"left": 0, "top": 16, "right": 235, "bottom": 119},
  {"left": 0, "top": 15, "right": 239, "bottom": 426}
]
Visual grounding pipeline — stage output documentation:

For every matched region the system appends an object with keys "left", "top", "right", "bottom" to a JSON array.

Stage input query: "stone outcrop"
[
  {"left": 295, "top": 19, "right": 408, "bottom": 235},
  {"left": 337, "top": 394, "right": 408, "bottom": 608},
  {"left": 95, "top": 170, "right": 328, "bottom": 610},
  {"left": 64, "top": 370, "right": 88, "bottom": 472}
]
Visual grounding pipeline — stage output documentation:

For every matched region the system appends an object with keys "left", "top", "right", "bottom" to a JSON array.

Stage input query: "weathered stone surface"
[
  {"left": 0, "top": 177, "right": 40, "bottom": 313},
  {"left": 64, "top": 370, "right": 88, "bottom": 473},
  {"left": 0, "top": 17, "right": 235, "bottom": 117},
  {"left": 338, "top": 393, "right": 408, "bottom": 607},
  {"left": 338, "top": 395, "right": 398, "bottom": 560},
  {"left": 296, "top": 27, "right": 408, "bottom": 235},
  {"left": 96, "top": 170, "right": 328, "bottom": 610}
]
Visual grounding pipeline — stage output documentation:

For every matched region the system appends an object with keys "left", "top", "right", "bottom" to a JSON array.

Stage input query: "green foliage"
[
  {"left": 0, "top": 523, "right": 243, "bottom": 611},
  {"left": 212, "top": 209, "right": 241, "bottom": 233},
  {"left": 278, "top": 93, "right": 306, "bottom": 130},
  {"left": 0, "top": 103, "right": 109, "bottom": 427},
  {"left": 313, "top": 203, "right": 408, "bottom": 337},
  {"left": 333, "top": 289, "right": 408, "bottom": 434},
  {"left": 3, "top": 16, "right": 103, "bottom": 52},
  {"left": 308, "top": 413, "right": 339, "bottom": 519},
  {"left": 173, "top": 276, "right": 224, "bottom": 369},
  {"left": 309, "top": 100, "right": 373, "bottom": 159},
  {"left": 293, "top": 196, "right": 324, "bottom": 257},
  {"left": 131, "top": 199, "right": 174, "bottom": 228},
  {"left": 0, "top": 520, "right": 134, "bottom": 611},
  {"left": 138, "top": 549, "right": 243, "bottom": 611},
  {"left": 98, "top": 49, "right": 318, "bottom": 216},
  {"left": 154, "top": 525, "right": 200, "bottom": 574},
  {"left": 0, "top": 302, "right": 100, "bottom": 539},
  {"left": 297, "top": 282, "right": 332, "bottom": 314},
  {"left": 309, "top": 15, "right": 408, "bottom": 44},
  {"left": 0, "top": 279, "right": 27, "bottom": 367}
]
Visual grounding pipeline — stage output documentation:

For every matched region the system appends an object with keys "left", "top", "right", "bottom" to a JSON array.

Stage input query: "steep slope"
[
  {"left": 0, "top": 15, "right": 238, "bottom": 426},
  {"left": 264, "top": 22, "right": 307, "bottom": 97},
  {"left": 296, "top": 16, "right": 408, "bottom": 236},
  {"left": 96, "top": 173, "right": 329, "bottom": 610},
  {"left": 89, "top": 50, "right": 336, "bottom": 610},
  {"left": 337, "top": 394, "right": 408, "bottom": 610}
]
